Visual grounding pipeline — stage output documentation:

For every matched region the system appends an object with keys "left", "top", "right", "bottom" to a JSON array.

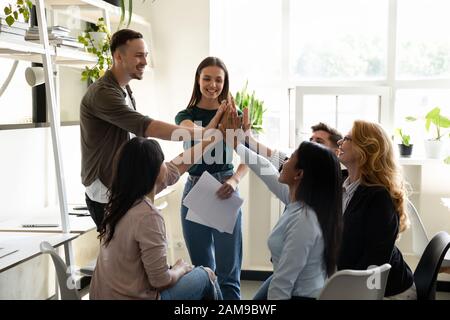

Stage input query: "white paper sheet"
[{"left": 183, "top": 171, "right": 243, "bottom": 234}]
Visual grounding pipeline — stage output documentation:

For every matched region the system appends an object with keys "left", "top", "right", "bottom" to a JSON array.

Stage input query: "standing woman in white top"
[{"left": 229, "top": 123, "right": 343, "bottom": 299}]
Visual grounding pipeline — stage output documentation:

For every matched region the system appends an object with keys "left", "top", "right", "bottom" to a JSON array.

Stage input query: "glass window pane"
[
  {"left": 397, "top": 0, "right": 450, "bottom": 79},
  {"left": 303, "top": 95, "right": 336, "bottom": 138},
  {"left": 337, "top": 95, "right": 380, "bottom": 133},
  {"left": 289, "top": 0, "right": 388, "bottom": 80},
  {"left": 0, "top": 58, "right": 32, "bottom": 124},
  {"left": 210, "top": 0, "right": 282, "bottom": 83}
]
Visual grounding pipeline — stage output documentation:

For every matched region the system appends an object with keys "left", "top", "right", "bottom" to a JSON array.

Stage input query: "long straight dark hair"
[
  {"left": 294, "top": 141, "right": 343, "bottom": 276},
  {"left": 98, "top": 137, "right": 165, "bottom": 246},
  {"left": 187, "top": 56, "right": 230, "bottom": 108}
]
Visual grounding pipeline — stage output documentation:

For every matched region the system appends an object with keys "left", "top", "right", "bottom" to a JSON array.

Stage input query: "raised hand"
[{"left": 242, "top": 107, "right": 251, "bottom": 133}]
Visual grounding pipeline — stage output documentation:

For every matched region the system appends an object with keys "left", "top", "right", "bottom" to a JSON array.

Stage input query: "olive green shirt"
[{"left": 80, "top": 70, "right": 152, "bottom": 188}]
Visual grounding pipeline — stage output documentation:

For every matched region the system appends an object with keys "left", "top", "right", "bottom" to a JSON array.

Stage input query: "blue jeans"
[
  {"left": 181, "top": 170, "right": 243, "bottom": 300},
  {"left": 160, "top": 266, "right": 222, "bottom": 300},
  {"left": 253, "top": 275, "right": 272, "bottom": 300}
]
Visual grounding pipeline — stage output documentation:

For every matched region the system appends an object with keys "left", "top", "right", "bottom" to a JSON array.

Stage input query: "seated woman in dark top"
[{"left": 337, "top": 120, "right": 416, "bottom": 299}]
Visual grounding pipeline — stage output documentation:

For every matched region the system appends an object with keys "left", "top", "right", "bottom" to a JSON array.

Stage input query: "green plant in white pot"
[
  {"left": 407, "top": 107, "right": 450, "bottom": 159},
  {"left": 78, "top": 17, "right": 112, "bottom": 82},
  {"left": 423, "top": 107, "right": 450, "bottom": 159}
]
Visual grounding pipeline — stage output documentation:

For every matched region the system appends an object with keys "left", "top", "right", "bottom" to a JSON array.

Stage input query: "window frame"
[{"left": 291, "top": 85, "right": 391, "bottom": 147}]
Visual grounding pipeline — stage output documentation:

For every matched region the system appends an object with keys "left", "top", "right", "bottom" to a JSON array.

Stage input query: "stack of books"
[
  {"left": 0, "top": 16, "right": 29, "bottom": 41},
  {"left": 25, "top": 26, "right": 84, "bottom": 49}
]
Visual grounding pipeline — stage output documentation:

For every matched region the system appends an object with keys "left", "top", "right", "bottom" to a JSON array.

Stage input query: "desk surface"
[
  {"left": 0, "top": 232, "right": 78, "bottom": 273},
  {"left": 0, "top": 215, "right": 96, "bottom": 234},
  {"left": 0, "top": 189, "right": 175, "bottom": 234}
]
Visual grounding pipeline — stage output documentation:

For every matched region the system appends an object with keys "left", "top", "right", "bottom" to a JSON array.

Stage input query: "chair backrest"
[
  {"left": 406, "top": 199, "right": 429, "bottom": 256},
  {"left": 40, "top": 241, "right": 80, "bottom": 300},
  {"left": 318, "top": 264, "right": 391, "bottom": 300},
  {"left": 414, "top": 231, "right": 450, "bottom": 300}
]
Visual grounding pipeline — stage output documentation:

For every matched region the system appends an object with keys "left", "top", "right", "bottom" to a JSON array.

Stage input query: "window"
[
  {"left": 292, "top": 86, "right": 389, "bottom": 146},
  {"left": 397, "top": 0, "right": 450, "bottom": 79},
  {"left": 289, "top": 0, "right": 388, "bottom": 80},
  {"left": 211, "top": 0, "right": 450, "bottom": 156}
]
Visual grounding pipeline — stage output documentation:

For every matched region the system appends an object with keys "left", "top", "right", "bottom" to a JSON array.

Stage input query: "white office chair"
[
  {"left": 79, "top": 259, "right": 96, "bottom": 277},
  {"left": 40, "top": 241, "right": 80, "bottom": 300},
  {"left": 317, "top": 264, "right": 391, "bottom": 300},
  {"left": 406, "top": 199, "right": 450, "bottom": 268}
]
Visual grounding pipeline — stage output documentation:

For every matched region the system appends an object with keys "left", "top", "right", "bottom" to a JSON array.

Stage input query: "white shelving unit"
[
  {"left": 45, "top": 0, "right": 150, "bottom": 26},
  {"left": 0, "top": 0, "right": 150, "bottom": 271}
]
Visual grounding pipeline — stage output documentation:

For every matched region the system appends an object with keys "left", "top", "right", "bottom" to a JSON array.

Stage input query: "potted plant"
[
  {"left": 2, "top": 0, "right": 32, "bottom": 27},
  {"left": 422, "top": 107, "right": 449, "bottom": 159},
  {"left": 395, "top": 128, "right": 413, "bottom": 157},
  {"left": 77, "top": 17, "right": 112, "bottom": 83},
  {"left": 407, "top": 107, "right": 450, "bottom": 159},
  {"left": 234, "top": 81, "right": 266, "bottom": 134}
]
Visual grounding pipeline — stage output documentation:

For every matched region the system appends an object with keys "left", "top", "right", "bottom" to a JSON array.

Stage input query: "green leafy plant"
[
  {"left": 119, "top": 0, "right": 154, "bottom": 27},
  {"left": 395, "top": 128, "right": 411, "bottom": 146},
  {"left": 77, "top": 18, "right": 112, "bottom": 82},
  {"left": 445, "top": 155, "right": 450, "bottom": 165},
  {"left": 408, "top": 107, "right": 450, "bottom": 141},
  {"left": 424, "top": 107, "right": 450, "bottom": 141},
  {"left": 234, "top": 81, "right": 266, "bottom": 133},
  {"left": 3, "top": 0, "right": 32, "bottom": 27}
]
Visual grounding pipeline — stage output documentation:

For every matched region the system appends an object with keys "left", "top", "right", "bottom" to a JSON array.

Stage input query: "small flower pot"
[
  {"left": 88, "top": 32, "right": 108, "bottom": 51},
  {"left": 398, "top": 144, "right": 413, "bottom": 157},
  {"left": 424, "top": 140, "right": 446, "bottom": 159}
]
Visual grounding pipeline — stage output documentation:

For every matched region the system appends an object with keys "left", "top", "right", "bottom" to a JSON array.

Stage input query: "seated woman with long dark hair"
[
  {"left": 90, "top": 135, "right": 224, "bottom": 300},
  {"left": 337, "top": 120, "right": 415, "bottom": 299},
  {"left": 231, "top": 136, "right": 343, "bottom": 299}
]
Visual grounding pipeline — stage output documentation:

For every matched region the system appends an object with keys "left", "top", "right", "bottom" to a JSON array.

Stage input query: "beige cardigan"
[{"left": 90, "top": 162, "right": 179, "bottom": 300}]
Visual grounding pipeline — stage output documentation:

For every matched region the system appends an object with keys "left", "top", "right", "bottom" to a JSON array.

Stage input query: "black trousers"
[{"left": 85, "top": 193, "right": 106, "bottom": 231}]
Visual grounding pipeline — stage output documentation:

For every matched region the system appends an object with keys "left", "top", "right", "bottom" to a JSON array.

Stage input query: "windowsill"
[
  {"left": 399, "top": 157, "right": 446, "bottom": 166},
  {"left": 0, "top": 121, "right": 79, "bottom": 130}
]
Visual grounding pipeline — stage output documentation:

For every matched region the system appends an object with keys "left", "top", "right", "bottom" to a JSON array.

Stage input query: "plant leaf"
[
  {"left": 127, "top": 0, "right": 133, "bottom": 27},
  {"left": 5, "top": 15, "right": 14, "bottom": 26},
  {"left": 425, "top": 118, "right": 431, "bottom": 132},
  {"left": 444, "top": 156, "right": 450, "bottom": 165},
  {"left": 437, "top": 114, "right": 450, "bottom": 128},
  {"left": 119, "top": 0, "right": 126, "bottom": 27}
]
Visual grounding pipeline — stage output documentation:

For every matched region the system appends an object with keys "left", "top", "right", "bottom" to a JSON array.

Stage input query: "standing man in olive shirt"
[{"left": 80, "top": 29, "right": 196, "bottom": 229}]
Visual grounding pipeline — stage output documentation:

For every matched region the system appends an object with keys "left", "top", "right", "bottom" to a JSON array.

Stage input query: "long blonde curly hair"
[{"left": 351, "top": 120, "right": 409, "bottom": 234}]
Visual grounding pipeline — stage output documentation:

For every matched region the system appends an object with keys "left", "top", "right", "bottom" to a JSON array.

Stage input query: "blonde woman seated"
[{"left": 337, "top": 120, "right": 416, "bottom": 299}]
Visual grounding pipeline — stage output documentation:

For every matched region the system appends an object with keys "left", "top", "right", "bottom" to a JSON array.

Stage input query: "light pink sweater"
[{"left": 90, "top": 162, "right": 179, "bottom": 300}]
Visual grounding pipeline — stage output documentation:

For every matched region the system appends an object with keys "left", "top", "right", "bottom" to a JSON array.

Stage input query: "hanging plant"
[
  {"left": 3, "top": 0, "right": 32, "bottom": 27},
  {"left": 77, "top": 17, "right": 112, "bottom": 82},
  {"left": 118, "top": 0, "right": 156, "bottom": 27}
]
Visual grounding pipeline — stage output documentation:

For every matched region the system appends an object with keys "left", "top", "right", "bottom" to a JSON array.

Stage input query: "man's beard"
[{"left": 130, "top": 72, "right": 143, "bottom": 80}]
